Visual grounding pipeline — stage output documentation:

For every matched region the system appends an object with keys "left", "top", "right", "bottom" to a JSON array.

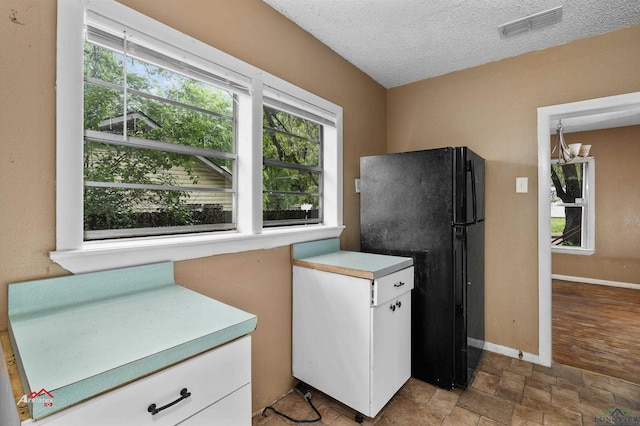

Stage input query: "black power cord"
[{"left": 261, "top": 382, "right": 322, "bottom": 423}]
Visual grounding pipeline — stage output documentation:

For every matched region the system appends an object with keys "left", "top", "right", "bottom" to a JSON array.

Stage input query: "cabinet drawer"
[
  {"left": 372, "top": 267, "right": 414, "bottom": 306},
  {"left": 178, "top": 383, "right": 251, "bottom": 425},
  {"left": 38, "top": 335, "right": 251, "bottom": 426}
]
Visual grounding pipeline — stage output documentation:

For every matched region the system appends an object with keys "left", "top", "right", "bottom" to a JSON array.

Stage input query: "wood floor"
[{"left": 553, "top": 280, "right": 640, "bottom": 385}]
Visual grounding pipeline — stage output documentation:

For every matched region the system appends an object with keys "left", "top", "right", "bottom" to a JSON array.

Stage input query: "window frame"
[
  {"left": 52, "top": 0, "right": 343, "bottom": 273},
  {"left": 550, "top": 157, "right": 595, "bottom": 255}
]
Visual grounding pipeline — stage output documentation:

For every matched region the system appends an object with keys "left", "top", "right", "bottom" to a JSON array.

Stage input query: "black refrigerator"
[{"left": 360, "top": 147, "right": 485, "bottom": 390}]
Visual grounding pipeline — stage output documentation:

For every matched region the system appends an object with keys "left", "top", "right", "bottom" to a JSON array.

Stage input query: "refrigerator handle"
[{"left": 468, "top": 160, "right": 478, "bottom": 225}]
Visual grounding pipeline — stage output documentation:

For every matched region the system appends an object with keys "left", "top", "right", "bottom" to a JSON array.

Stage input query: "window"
[
  {"left": 550, "top": 157, "right": 595, "bottom": 254},
  {"left": 262, "top": 105, "right": 323, "bottom": 227},
  {"left": 53, "top": 0, "right": 343, "bottom": 273},
  {"left": 83, "top": 27, "right": 237, "bottom": 239}
]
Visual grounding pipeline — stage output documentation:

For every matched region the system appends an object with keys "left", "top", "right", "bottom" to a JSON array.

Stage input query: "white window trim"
[
  {"left": 52, "top": 0, "right": 343, "bottom": 274},
  {"left": 550, "top": 157, "right": 595, "bottom": 255}
]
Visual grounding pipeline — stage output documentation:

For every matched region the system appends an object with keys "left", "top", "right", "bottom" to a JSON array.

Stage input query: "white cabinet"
[
  {"left": 292, "top": 265, "right": 413, "bottom": 419},
  {"left": 32, "top": 336, "right": 252, "bottom": 426}
]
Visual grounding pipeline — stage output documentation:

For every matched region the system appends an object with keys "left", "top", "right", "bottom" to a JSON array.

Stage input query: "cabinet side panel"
[{"left": 292, "top": 267, "right": 371, "bottom": 414}]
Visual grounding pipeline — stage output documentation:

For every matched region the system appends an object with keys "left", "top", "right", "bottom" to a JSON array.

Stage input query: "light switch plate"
[
  {"left": 355, "top": 178, "right": 361, "bottom": 193},
  {"left": 516, "top": 177, "right": 528, "bottom": 193}
]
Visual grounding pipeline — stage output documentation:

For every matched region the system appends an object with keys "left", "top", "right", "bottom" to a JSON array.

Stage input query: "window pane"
[
  {"left": 263, "top": 194, "right": 320, "bottom": 226},
  {"left": 550, "top": 162, "right": 585, "bottom": 247},
  {"left": 262, "top": 106, "right": 323, "bottom": 226},
  {"left": 84, "top": 187, "right": 233, "bottom": 236},
  {"left": 84, "top": 42, "right": 124, "bottom": 85},
  {"left": 84, "top": 141, "right": 234, "bottom": 236},
  {"left": 84, "top": 141, "right": 231, "bottom": 187},
  {"left": 84, "top": 83, "right": 124, "bottom": 133},
  {"left": 263, "top": 107, "right": 320, "bottom": 167},
  {"left": 263, "top": 165, "right": 319, "bottom": 194},
  {"left": 128, "top": 94, "right": 234, "bottom": 153},
  {"left": 263, "top": 131, "right": 320, "bottom": 166},
  {"left": 551, "top": 206, "right": 583, "bottom": 247},
  {"left": 83, "top": 44, "right": 235, "bottom": 153},
  {"left": 550, "top": 216, "right": 565, "bottom": 237},
  {"left": 551, "top": 163, "right": 584, "bottom": 202},
  {"left": 83, "top": 39, "right": 237, "bottom": 240},
  {"left": 263, "top": 165, "right": 320, "bottom": 226},
  {"left": 126, "top": 56, "right": 234, "bottom": 117}
]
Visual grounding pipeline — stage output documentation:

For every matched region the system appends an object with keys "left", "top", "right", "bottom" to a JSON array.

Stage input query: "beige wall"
[
  {"left": 552, "top": 125, "right": 640, "bottom": 284},
  {"left": 387, "top": 25, "right": 640, "bottom": 354},
  {"left": 0, "top": 0, "right": 386, "bottom": 412},
  {"left": 1, "top": 0, "right": 639, "bottom": 414}
]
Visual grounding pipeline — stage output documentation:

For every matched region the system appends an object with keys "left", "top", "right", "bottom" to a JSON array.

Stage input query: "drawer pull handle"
[
  {"left": 148, "top": 388, "right": 191, "bottom": 416},
  {"left": 393, "top": 282, "right": 405, "bottom": 288}
]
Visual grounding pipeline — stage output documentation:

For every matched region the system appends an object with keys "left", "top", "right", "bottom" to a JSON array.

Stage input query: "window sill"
[
  {"left": 50, "top": 225, "right": 345, "bottom": 274},
  {"left": 550, "top": 247, "right": 595, "bottom": 256}
]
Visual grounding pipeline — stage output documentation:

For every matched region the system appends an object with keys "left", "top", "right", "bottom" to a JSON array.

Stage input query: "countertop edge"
[
  {"left": 292, "top": 258, "right": 375, "bottom": 279},
  {"left": 292, "top": 251, "right": 413, "bottom": 279}
]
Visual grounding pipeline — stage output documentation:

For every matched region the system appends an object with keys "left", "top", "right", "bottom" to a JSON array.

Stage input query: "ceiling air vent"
[{"left": 498, "top": 6, "right": 563, "bottom": 38}]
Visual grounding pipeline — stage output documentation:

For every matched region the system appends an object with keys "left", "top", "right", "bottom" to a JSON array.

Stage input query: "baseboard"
[
  {"left": 468, "top": 337, "right": 484, "bottom": 349},
  {"left": 482, "top": 341, "right": 546, "bottom": 366},
  {"left": 552, "top": 274, "right": 640, "bottom": 290}
]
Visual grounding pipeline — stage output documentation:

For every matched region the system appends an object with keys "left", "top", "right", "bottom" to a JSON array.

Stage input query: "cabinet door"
[
  {"left": 371, "top": 296, "right": 397, "bottom": 415},
  {"left": 371, "top": 291, "right": 411, "bottom": 416},
  {"left": 395, "top": 291, "right": 412, "bottom": 387}
]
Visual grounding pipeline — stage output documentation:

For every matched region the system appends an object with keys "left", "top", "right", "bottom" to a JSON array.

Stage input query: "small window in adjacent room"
[{"left": 550, "top": 157, "right": 595, "bottom": 254}]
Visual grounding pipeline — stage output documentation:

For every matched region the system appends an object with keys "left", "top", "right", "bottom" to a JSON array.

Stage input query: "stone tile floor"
[{"left": 253, "top": 351, "right": 640, "bottom": 425}]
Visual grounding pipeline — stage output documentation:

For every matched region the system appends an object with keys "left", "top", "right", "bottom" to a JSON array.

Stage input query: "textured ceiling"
[{"left": 263, "top": 0, "right": 640, "bottom": 89}]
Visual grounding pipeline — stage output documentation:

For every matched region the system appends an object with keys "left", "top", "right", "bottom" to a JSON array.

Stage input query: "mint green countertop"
[
  {"left": 8, "top": 262, "right": 257, "bottom": 420},
  {"left": 293, "top": 239, "right": 413, "bottom": 279}
]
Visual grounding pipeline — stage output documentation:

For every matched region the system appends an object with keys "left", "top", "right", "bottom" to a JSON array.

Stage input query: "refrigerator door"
[
  {"left": 360, "top": 148, "right": 454, "bottom": 252},
  {"left": 453, "top": 147, "right": 485, "bottom": 387},
  {"left": 466, "top": 220, "right": 485, "bottom": 381},
  {"left": 453, "top": 224, "right": 468, "bottom": 386}
]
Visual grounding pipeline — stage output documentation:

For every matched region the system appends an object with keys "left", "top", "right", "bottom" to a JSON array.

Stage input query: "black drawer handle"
[
  {"left": 393, "top": 281, "right": 405, "bottom": 288},
  {"left": 148, "top": 388, "right": 191, "bottom": 415}
]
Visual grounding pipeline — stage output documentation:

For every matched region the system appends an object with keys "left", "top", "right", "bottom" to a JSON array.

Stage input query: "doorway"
[{"left": 536, "top": 91, "right": 640, "bottom": 367}]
